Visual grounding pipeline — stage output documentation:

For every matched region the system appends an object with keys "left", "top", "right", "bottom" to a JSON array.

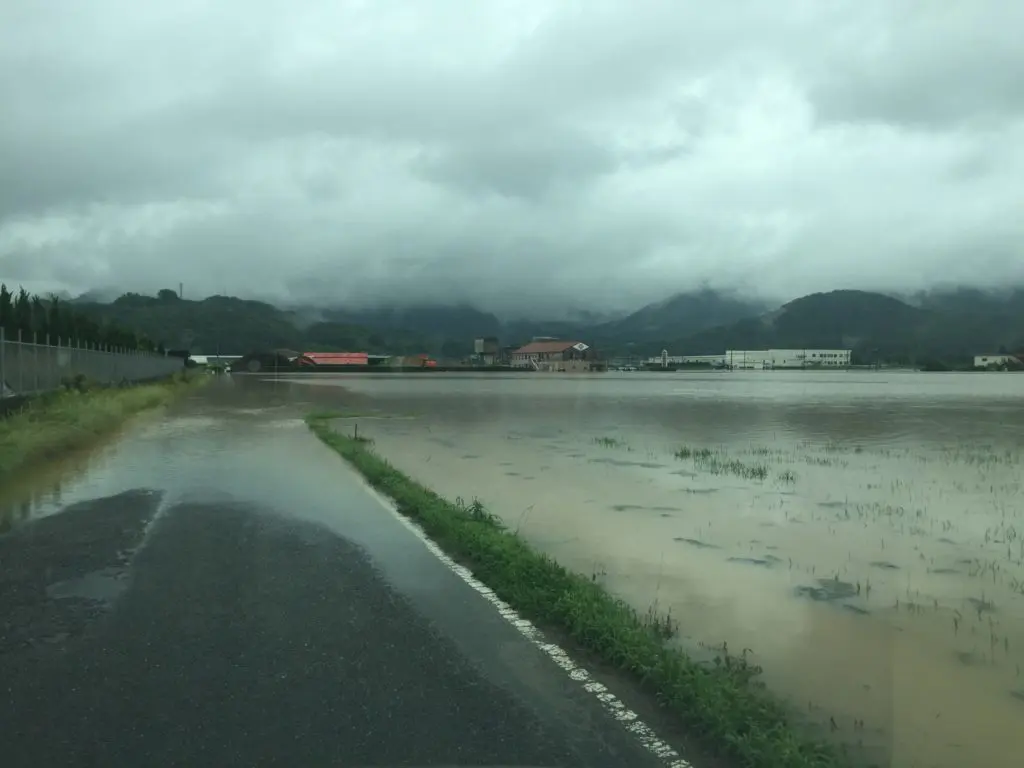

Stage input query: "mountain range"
[{"left": 66, "top": 286, "right": 1024, "bottom": 366}]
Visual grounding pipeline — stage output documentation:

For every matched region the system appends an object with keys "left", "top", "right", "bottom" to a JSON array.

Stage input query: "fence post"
[
  {"left": 17, "top": 328, "right": 23, "bottom": 393},
  {"left": 1, "top": 327, "right": 5, "bottom": 395},
  {"left": 33, "top": 332, "right": 39, "bottom": 393}
]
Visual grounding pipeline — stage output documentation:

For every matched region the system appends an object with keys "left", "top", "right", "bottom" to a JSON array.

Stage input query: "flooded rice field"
[
  {"left": 3, "top": 371, "right": 1022, "bottom": 767},
  {"left": 284, "top": 370, "right": 1024, "bottom": 768}
]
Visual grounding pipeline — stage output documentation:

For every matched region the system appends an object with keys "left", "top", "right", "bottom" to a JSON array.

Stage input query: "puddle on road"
[{"left": 46, "top": 568, "right": 127, "bottom": 604}]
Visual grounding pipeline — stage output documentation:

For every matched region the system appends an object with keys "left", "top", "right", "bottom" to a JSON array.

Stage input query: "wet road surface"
[{"left": 0, "top": 380, "right": 675, "bottom": 768}]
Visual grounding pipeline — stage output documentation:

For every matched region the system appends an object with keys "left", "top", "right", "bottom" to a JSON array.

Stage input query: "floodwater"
[
  {"left": 3, "top": 371, "right": 1023, "bottom": 767},
  {"left": 280, "top": 371, "right": 1024, "bottom": 768},
  {"left": 0, "top": 380, "right": 369, "bottom": 533}
]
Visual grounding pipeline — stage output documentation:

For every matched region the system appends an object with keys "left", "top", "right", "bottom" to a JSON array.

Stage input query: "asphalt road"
[{"left": 0, "top": 396, "right": 677, "bottom": 767}]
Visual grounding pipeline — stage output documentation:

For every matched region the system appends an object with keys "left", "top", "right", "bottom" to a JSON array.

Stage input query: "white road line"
[{"left": 354, "top": 477, "right": 694, "bottom": 768}]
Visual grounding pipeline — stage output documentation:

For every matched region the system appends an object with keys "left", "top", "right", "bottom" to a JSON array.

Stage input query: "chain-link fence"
[{"left": 0, "top": 327, "right": 184, "bottom": 398}]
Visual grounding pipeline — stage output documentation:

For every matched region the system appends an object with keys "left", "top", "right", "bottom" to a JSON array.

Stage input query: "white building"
[
  {"left": 646, "top": 350, "right": 727, "bottom": 367},
  {"left": 974, "top": 353, "right": 1020, "bottom": 369},
  {"left": 646, "top": 349, "right": 851, "bottom": 369},
  {"left": 725, "top": 349, "right": 851, "bottom": 369}
]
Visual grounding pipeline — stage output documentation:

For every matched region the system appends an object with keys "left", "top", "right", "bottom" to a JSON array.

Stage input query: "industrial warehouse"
[{"left": 648, "top": 348, "right": 852, "bottom": 370}]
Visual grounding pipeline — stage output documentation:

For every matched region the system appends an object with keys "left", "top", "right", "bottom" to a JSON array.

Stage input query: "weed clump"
[{"left": 675, "top": 446, "right": 770, "bottom": 480}]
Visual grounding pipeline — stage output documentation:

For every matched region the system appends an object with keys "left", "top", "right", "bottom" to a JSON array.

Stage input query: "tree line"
[{"left": 0, "top": 284, "right": 162, "bottom": 352}]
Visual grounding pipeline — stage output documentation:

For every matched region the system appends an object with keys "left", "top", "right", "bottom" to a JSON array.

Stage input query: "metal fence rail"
[{"left": 0, "top": 328, "right": 183, "bottom": 398}]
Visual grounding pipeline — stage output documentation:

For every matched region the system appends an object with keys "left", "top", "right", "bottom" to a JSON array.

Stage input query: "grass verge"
[
  {"left": 0, "top": 371, "right": 205, "bottom": 482},
  {"left": 307, "top": 413, "right": 844, "bottom": 768}
]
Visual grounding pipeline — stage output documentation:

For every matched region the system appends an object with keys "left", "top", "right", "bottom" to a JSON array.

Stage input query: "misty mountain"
[
  {"left": 69, "top": 286, "right": 1024, "bottom": 365},
  {"left": 73, "top": 292, "right": 431, "bottom": 356},
  {"left": 75, "top": 293, "right": 302, "bottom": 352},
  {"left": 674, "top": 289, "right": 1024, "bottom": 364},
  {"left": 322, "top": 304, "right": 503, "bottom": 342},
  {"left": 910, "top": 287, "right": 1024, "bottom": 318},
  {"left": 305, "top": 290, "right": 765, "bottom": 354},
  {"left": 591, "top": 289, "right": 768, "bottom": 353},
  {"left": 70, "top": 287, "right": 126, "bottom": 304}
]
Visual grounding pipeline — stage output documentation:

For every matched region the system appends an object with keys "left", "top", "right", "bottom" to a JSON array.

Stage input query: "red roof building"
[{"left": 510, "top": 340, "right": 594, "bottom": 370}]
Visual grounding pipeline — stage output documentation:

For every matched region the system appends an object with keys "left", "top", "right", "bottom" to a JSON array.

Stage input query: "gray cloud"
[
  {"left": 414, "top": 129, "right": 619, "bottom": 199},
  {"left": 2, "top": 0, "right": 1023, "bottom": 316},
  {"left": 807, "top": 4, "right": 1024, "bottom": 128}
]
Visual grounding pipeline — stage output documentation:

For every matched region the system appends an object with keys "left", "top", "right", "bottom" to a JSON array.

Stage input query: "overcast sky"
[{"left": 2, "top": 1, "right": 1023, "bottom": 315}]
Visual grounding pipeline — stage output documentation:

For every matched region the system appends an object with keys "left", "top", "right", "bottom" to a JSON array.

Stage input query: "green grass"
[
  {"left": 675, "top": 446, "right": 770, "bottom": 481},
  {"left": 674, "top": 445, "right": 715, "bottom": 460},
  {"left": 0, "top": 372, "right": 204, "bottom": 482},
  {"left": 307, "top": 413, "right": 843, "bottom": 768}
]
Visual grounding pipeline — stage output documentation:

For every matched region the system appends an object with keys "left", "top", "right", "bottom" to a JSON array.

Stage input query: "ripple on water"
[
  {"left": 727, "top": 555, "right": 783, "bottom": 567},
  {"left": 794, "top": 578, "right": 858, "bottom": 602},
  {"left": 672, "top": 537, "right": 719, "bottom": 549},
  {"left": 967, "top": 597, "right": 997, "bottom": 614},
  {"left": 589, "top": 457, "right": 666, "bottom": 469},
  {"left": 610, "top": 504, "right": 683, "bottom": 513}
]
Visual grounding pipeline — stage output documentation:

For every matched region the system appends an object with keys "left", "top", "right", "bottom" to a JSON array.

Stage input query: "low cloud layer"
[{"left": 2, "top": 1, "right": 1023, "bottom": 315}]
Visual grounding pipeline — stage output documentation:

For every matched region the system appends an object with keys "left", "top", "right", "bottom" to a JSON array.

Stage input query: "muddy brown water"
[{"left": 4, "top": 371, "right": 1024, "bottom": 767}]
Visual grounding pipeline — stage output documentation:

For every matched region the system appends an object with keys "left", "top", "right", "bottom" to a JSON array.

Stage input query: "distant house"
[
  {"left": 974, "top": 353, "right": 1021, "bottom": 369},
  {"left": 510, "top": 340, "right": 596, "bottom": 372}
]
